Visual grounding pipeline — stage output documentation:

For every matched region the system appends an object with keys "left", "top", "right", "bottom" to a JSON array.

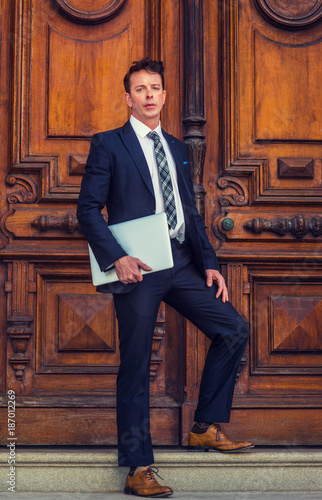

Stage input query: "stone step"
[{"left": 1, "top": 447, "right": 322, "bottom": 493}]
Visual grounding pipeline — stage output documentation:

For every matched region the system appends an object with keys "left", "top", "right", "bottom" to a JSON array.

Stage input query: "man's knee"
[
  {"left": 231, "top": 314, "right": 249, "bottom": 350},
  {"left": 221, "top": 314, "right": 249, "bottom": 352}
]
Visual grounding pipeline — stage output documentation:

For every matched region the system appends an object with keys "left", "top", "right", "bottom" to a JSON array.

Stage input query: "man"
[{"left": 77, "top": 58, "right": 253, "bottom": 498}]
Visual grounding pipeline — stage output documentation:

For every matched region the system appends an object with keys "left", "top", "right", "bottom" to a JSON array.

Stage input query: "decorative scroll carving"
[
  {"left": 150, "top": 304, "right": 166, "bottom": 381},
  {"left": 52, "top": 0, "right": 127, "bottom": 24},
  {"left": 245, "top": 215, "right": 322, "bottom": 239},
  {"left": 217, "top": 177, "right": 249, "bottom": 207},
  {"left": 183, "top": 0, "right": 206, "bottom": 220},
  {"left": 6, "top": 174, "right": 38, "bottom": 204},
  {"left": 253, "top": 0, "right": 322, "bottom": 29},
  {"left": 278, "top": 158, "right": 314, "bottom": 179},
  {"left": 7, "top": 316, "right": 32, "bottom": 381},
  {"left": 32, "top": 213, "right": 80, "bottom": 233}
]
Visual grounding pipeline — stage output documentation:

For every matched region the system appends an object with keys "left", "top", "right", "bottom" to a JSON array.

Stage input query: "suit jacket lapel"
[
  {"left": 163, "top": 130, "right": 191, "bottom": 204},
  {"left": 120, "top": 120, "right": 154, "bottom": 198}
]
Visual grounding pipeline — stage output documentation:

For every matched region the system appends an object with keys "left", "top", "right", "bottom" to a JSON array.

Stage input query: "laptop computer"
[{"left": 88, "top": 212, "right": 174, "bottom": 286}]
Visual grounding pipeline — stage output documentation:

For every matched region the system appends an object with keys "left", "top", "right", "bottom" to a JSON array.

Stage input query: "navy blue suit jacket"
[{"left": 77, "top": 120, "right": 220, "bottom": 293}]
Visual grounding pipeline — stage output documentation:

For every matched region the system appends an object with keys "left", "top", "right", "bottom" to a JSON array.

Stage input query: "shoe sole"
[
  {"left": 188, "top": 444, "right": 255, "bottom": 453},
  {"left": 124, "top": 487, "right": 173, "bottom": 498}
]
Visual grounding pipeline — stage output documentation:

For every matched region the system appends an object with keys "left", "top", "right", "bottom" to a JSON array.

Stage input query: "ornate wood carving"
[
  {"left": 7, "top": 316, "right": 32, "bottom": 381},
  {"left": 6, "top": 261, "right": 35, "bottom": 381},
  {"left": 278, "top": 158, "right": 314, "bottom": 179},
  {"left": 253, "top": 0, "right": 322, "bottom": 29},
  {"left": 52, "top": 0, "right": 127, "bottom": 24},
  {"left": 183, "top": 0, "right": 206, "bottom": 219},
  {"left": 245, "top": 215, "right": 322, "bottom": 239},
  {"left": 212, "top": 176, "right": 248, "bottom": 249},
  {"left": 32, "top": 213, "right": 80, "bottom": 233},
  {"left": 217, "top": 177, "right": 249, "bottom": 207},
  {"left": 150, "top": 304, "right": 166, "bottom": 381},
  {"left": 0, "top": 208, "right": 15, "bottom": 248},
  {"left": 6, "top": 174, "right": 38, "bottom": 204}
]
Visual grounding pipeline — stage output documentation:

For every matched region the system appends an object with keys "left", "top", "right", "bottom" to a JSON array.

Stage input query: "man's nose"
[{"left": 146, "top": 89, "right": 153, "bottom": 98}]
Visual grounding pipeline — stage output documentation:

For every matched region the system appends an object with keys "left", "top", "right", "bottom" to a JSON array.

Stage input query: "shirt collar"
[{"left": 130, "top": 115, "right": 162, "bottom": 139}]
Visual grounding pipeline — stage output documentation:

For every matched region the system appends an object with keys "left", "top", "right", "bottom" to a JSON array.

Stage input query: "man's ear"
[
  {"left": 125, "top": 92, "right": 132, "bottom": 107},
  {"left": 162, "top": 90, "right": 166, "bottom": 105}
]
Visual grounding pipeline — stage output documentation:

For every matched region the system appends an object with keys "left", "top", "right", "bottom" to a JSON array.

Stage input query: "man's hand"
[
  {"left": 114, "top": 256, "right": 151, "bottom": 284},
  {"left": 205, "top": 269, "right": 229, "bottom": 303}
]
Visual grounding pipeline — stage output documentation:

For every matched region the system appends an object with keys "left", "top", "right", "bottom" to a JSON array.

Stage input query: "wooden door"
[
  {"left": 1, "top": 0, "right": 321, "bottom": 448},
  {"left": 0, "top": 0, "right": 185, "bottom": 445},
  {"left": 187, "top": 0, "right": 322, "bottom": 445}
]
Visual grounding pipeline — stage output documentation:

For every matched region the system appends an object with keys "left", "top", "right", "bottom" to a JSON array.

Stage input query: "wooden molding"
[
  {"left": 52, "top": 0, "right": 127, "bottom": 24},
  {"left": 253, "top": 0, "right": 322, "bottom": 29}
]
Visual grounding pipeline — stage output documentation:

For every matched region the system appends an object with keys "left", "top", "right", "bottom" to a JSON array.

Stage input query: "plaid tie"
[{"left": 148, "top": 131, "right": 177, "bottom": 230}]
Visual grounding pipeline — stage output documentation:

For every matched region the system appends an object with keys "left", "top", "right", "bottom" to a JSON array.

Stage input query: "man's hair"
[{"left": 123, "top": 58, "right": 164, "bottom": 93}]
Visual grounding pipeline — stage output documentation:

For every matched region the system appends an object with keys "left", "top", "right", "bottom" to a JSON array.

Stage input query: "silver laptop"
[{"left": 88, "top": 212, "right": 174, "bottom": 286}]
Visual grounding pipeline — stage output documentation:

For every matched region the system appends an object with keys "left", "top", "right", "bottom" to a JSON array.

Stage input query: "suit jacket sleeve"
[{"left": 77, "top": 133, "right": 127, "bottom": 271}]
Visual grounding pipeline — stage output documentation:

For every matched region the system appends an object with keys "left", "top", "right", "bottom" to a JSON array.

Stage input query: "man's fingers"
[
  {"left": 114, "top": 256, "right": 151, "bottom": 284},
  {"left": 136, "top": 259, "right": 152, "bottom": 271},
  {"left": 215, "top": 282, "right": 223, "bottom": 298},
  {"left": 221, "top": 284, "right": 229, "bottom": 303}
]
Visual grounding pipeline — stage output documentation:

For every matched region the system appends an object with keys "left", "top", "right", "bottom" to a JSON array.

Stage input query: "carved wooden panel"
[
  {"left": 254, "top": 32, "right": 322, "bottom": 143},
  {"left": 12, "top": 0, "right": 145, "bottom": 202},
  {"left": 220, "top": 0, "right": 322, "bottom": 204},
  {"left": 250, "top": 267, "right": 322, "bottom": 378}
]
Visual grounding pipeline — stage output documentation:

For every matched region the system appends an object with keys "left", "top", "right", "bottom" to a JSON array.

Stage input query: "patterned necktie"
[{"left": 148, "top": 131, "right": 177, "bottom": 230}]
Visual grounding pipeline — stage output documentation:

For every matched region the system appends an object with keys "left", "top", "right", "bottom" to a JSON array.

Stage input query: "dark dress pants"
[{"left": 113, "top": 240, "right": 249, "bottom": 467}]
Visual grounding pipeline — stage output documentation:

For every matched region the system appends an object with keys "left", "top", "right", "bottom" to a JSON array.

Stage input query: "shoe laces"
[
  {"left": 140, "top": 466, "right": 163, "bottom": 482},
  {"left": 214, "top": 424, "right": 227, "bottom": 441}
]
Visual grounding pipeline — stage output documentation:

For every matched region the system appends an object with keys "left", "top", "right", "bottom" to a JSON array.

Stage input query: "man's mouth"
[{"left": 145, "top": 103, "right": 156, "bottom": 108}]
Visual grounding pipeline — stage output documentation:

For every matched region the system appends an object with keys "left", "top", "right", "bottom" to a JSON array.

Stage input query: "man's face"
[{"left": 125, "top": 70, "right": 166, "bottom": 128}]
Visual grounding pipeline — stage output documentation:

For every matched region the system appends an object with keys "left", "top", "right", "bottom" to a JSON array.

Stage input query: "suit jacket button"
[{"left": 152, "top": 209, "right": 155, "bottom": 214}]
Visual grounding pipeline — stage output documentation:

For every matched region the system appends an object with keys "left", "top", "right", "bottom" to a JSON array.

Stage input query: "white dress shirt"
[{"left": 130, "top": 115, "right": 185, "bottom": 241}]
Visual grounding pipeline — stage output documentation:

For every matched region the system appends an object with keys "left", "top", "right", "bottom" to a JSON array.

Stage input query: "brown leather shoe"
[
  {"left": 124, "top": 466, "right": 173, "bottom": 497},
  {"left": 188, "top": 423, "right": 254, "bottom": 453}
]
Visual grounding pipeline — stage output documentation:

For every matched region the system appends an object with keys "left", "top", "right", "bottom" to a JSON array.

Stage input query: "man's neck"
[
  {"left": 131, "top": 115, "right": 160, "bottom": 131},
  {"left": 130, "top": 115, "right": 161, "bottom": 134}
]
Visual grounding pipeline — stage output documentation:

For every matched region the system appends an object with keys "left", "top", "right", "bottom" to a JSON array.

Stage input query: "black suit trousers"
[{"left": 113, "top": 240, "right": 249, "bottom": 467}]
